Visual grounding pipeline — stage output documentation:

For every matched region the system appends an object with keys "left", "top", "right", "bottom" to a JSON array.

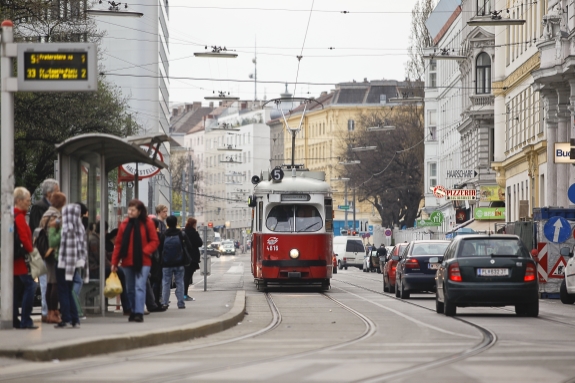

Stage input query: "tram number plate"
[
  {"left": 288, "top": 272, "right": 301, "bottom": 279},
  {"left": 477, "top": 268, "right": 509, "bottom": 276}
]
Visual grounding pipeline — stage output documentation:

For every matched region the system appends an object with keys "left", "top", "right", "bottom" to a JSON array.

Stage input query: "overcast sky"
[{"left": 168, "top": 0, "right": 419, "bottom": 105}]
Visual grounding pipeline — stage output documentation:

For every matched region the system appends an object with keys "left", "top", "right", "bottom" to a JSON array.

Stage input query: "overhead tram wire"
[{"left": 292, "top": 0, "right": 314, "bottom": 97}]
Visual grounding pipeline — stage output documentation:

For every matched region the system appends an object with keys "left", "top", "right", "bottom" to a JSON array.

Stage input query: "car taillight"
[
  {"left": 524, "top": 263, "right": 536, "bottom": 282},
  {"left": 343, "top": 257, "right": 347, "bottom": 261},
  {"left": 448, "top": 263, "right": 462, "bottom": 282},
  {"left": 391, "top": 266, "right": 396, "bottom": 272},
  {"left": 405, "top": 259, "right": 420, "bottom": 269}
]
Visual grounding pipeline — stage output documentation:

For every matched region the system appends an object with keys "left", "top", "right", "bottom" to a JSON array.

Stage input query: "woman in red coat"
[
  {"left": 13, "top": 187, "right": 36, "bottom": 329},
  {"left": 111, "top": 199, "right": 159, "bottom": 323}
]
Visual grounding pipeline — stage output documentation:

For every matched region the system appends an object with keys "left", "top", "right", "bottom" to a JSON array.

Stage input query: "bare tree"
[
  {"left": 338, "top": 103, "right": 425, "bottom": 228},
  {"left": 169, "top": 152, "right": 203, "bottom": 215},
  {"left": 405, "top": 0, "right": 435, "bottom": 81}
]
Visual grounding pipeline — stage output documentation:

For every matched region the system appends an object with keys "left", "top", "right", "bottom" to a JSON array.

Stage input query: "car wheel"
[
  {"left": 383, "top": 277, "right": 389, "bottom": 292},
  {"left": 377, "top": 269, "right": 381, "bottom": 274},
  {"left": 344, "top": 267, "right": 348, "bottom": 270},
  {"left": 435, "top": 294, "right": 444, "bottom": 314},
  {"left": 389, "top": 280, "right": 395, "bottom": 294},
  {"left": 400, "top": 279, "right": 410, "bottom": 299},
  {"left": 560, "top": 280, "right": 575, "bottom": 304},
  {"left": 515, "top": 300, "right": 539, "bottom": 317},
  {"left": 444, "top": 296, "right": 456, "bottom": 317},
  {"left": 333, "top": 267, "right": 337, "bottom": 274},
  {"left": 395, "top": 281, "right": 400, "bottom": 297},
  {"left": 216, "top": 253, "right": 221, "bottom": 258},
  {"left": 338, "top": 261, "right": 343, "bottom": 270}
]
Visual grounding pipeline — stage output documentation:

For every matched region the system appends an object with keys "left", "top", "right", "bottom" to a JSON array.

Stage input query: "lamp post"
[{"left": 331, "top": 177, "right": 350, "bottom": 230}]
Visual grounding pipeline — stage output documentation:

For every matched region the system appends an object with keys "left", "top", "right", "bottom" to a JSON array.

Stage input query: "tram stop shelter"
[{"left": 55, "top": 132, "right": 168, "bottom": 315}]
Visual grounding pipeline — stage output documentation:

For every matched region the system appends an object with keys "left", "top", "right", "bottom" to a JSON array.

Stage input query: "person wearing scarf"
[
  {"left": 111, "top": 199, "right": 159, "bottom": 323},
  {"left": 55, "top": 203, "right": 89, "bottom": 328}
]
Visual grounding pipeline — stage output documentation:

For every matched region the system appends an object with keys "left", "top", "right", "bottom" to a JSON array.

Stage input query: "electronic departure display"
[
  {"left": 23, "top": 52, "right": 88, "bottom": 81},
  {"left": 17, "top": 43, "right": 97, "bottom": 92}
]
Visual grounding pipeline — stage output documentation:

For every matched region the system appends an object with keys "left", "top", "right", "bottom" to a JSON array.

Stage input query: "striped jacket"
[{"left": 57, "top": 204, "right": 89, "bottom": 282}]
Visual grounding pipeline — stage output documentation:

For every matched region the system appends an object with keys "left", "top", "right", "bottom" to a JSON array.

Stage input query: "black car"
[
  {"left": 435, "top": 234, "right": 538, "bottom": 317},
  {"left": 201, "top": 243, "right": 221, "bottom": 258},
  {"left": 395, "top": 240, "right": 450, "bottom": 299}
]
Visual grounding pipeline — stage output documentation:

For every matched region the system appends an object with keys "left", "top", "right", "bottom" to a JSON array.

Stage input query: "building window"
[
  {"left": 477, "top": 0, "right": 491, "bottom": 16},
  {"left": 429, "top": 163, "right": 437, "bottom": 188},
  {"left": 347, "top": 119, "right": 355, "bottom": 131},
  {"left": 428, "top": 59, "right": 437, "bottom": 88},
  {"left": 428, "top": 110, "right": 437, "bottom": 141},
  {"left": 476, "top": 53, "right": 491, "bottom": 94}
]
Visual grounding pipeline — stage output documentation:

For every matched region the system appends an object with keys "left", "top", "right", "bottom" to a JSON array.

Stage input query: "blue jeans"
[
  {"left": 72, "top": 269, "right": 84, "bottom": 317},
  {"left": 39, "top": 274, "right": 47, "bottom": 316},
  {"left": 56, "top": 268, "right": 79, "bottom": 325},
  {"left": 162, "top": 266, "right": 185, "bottom": 308},
  {"left": 13, "top": 274, "right": 37, "bottom": 328},
  {"left": 122, "top": 266, "right": 150, "bottom": 315}
]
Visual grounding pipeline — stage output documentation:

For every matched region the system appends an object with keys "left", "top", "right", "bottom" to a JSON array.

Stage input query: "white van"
[{"left": 333, "top": 236, "right": 365, "bottom": 270}]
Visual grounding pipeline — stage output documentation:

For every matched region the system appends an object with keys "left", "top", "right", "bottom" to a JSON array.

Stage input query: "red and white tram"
[{"left": 248, "top": 167, "right": 333, "bottom": 290}]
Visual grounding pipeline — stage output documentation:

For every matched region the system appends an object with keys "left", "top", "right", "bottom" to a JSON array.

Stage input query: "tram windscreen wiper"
[{"left": 297, "top": 221, "right": 321, "bottom": 232}]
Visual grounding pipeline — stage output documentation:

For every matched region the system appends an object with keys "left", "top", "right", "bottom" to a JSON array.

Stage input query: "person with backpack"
[
  {"left": 111, "top": 199, "right": 159, "bottom": 323},
  {"left": 160, "top": 215, "right": 195, "bottom": 310},
  {"left": 39, "top": 191, "right": 66, "bottom": 324}
]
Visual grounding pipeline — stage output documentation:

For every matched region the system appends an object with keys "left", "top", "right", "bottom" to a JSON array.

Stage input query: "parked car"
[
  {"left": 559, "top": 246, "right": 575, "bottom": 304},
  {"left": 395, "top": 240, "right": 450, "bottom": 299},
  {"left": 383, "top": 243, "right": 408, "bottom": 293},
  {"left": 363, "top": 249, "right": 380, "bottom": 273},
  {"left": 220, "top": 240, "right": 236, "bottom": 255},
  {"left": 333, "top": 235, "right": 365, "bottom": 270},
  {"left": 435, "top": 234, "right": 538, "bottom": 317}
]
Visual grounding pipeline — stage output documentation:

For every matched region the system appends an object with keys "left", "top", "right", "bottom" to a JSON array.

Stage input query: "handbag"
[
  {"left": 104, "top": 271, "right": 123, "bottom": 298},
  {"left": 26, "top": 248, "right": 48, "bottom": 279},
  {"left": 180, "top": 233, "right": 193, "bottom": 267}
]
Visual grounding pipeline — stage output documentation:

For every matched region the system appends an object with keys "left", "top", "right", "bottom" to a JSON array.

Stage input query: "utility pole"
[
  {"left": 344, "top": 181, "right": 348, "bottom": 230},
  {"left": 182, "top": 168, "right": 186, "bottom": 225},
  {"left": 352, "top": 187, "right": 356, "bottom": 233}
]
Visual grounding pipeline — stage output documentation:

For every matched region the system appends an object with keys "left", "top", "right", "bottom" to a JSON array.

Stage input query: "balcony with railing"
[{"left": 466, "top": 94, "right": 494, "bottom": 119}]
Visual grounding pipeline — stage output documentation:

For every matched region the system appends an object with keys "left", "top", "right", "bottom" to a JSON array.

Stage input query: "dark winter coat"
[
  {"left": 184, "top": 226, "right": 203, "bottom": 271},
  {"left": 159, "top": 227, "right": 195, "bottom": 268},
  {"left": 29, "top": 197, "right": 50, "bottom": 234}
]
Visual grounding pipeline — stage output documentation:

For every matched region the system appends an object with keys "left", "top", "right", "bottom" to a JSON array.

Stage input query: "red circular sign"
[
  {"left": 433, "top": 185, "right": 447, "bottom": 199},
  {"left": 120, "top": 145, "right": 164, "bottom": 180}
]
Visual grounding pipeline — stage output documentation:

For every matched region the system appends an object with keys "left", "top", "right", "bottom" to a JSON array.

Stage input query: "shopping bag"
[
  {"left": 104, "top": 271, "right": 123, "bottom": 298},
  {"left": 26, "top": 248, "right": 48, "bottom": 279}
]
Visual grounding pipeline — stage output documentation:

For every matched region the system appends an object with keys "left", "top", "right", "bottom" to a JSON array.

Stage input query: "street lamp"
[
  {"left": 194, "top": 46, "right": 238, "bottom": 58},
  {"left": 331, "top": 177, "right": 350, "bottom": 229},
  {"left": 351, "top": 146, "right": 377, "bottom": 152},
  {"left": 85, "top": 1, "right": 144, "bottom": 17}
]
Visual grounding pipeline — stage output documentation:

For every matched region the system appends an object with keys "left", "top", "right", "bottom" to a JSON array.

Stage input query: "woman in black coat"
[{"left": 183, "top": 217, "right": 203, "bottom": 301}]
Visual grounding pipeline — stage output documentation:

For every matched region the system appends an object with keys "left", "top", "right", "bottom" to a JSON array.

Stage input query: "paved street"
[{"left": 1, "top": 253, "right": 575, "bottom": 383}]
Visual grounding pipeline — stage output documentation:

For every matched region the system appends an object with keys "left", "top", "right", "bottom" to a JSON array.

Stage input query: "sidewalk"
[{"left": 0, "top": 289, "right": 245, "bottom": 362}]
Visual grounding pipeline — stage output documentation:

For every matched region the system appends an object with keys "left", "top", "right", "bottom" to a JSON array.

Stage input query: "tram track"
[
  {"left": 332, "top": 278, "right": 497, "bottom": 383},
  {"left": 0, "top": 291, "right": 376, "bottom": 382}
]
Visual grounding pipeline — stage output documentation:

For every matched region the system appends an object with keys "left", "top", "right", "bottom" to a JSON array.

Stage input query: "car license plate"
[
  {"left": 477, "top": 268, "right": 509, "bottom": 276},
  {"left": 428, "top": 263, "right": 439, "bottom": 270}
]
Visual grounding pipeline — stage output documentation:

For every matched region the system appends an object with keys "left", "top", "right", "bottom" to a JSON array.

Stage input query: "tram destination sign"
[{"left": 17, "top": 43, "right": 97, "bottom": 92}]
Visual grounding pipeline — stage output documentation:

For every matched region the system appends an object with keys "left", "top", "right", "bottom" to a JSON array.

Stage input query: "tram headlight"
[{"left": 289, "top": 249, "right": 300, "bottom": 259}]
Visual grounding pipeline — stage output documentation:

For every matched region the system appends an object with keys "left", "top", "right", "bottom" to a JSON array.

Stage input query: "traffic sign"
[
  {"left": 338, "top": 205, "right": 350, "bottom": 210},
  {"left": 172, "top": 211, "right": 180, "bottom": 217},
  {"left": 384, "top": 228, "right": 392, "bottom": 237},
  {"left": 569, "top": 183, "right": 575, "bottom": 204},
  {"left": 446, "top": 169, "right": 478, "bottom": 178},
  {"left": 536, "top": 243, "right": 548, "bottom": 282},
  {"left": 549, "top": 256, "right": 567, "bottom": 278},
  {"left": 544, "top": 216, "right": 571, "bottom": 243}
]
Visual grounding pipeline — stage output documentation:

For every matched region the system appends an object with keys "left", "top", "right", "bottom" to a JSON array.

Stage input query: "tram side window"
[{"left": 266, "top": 204, "right": 323, "bottom": 232}]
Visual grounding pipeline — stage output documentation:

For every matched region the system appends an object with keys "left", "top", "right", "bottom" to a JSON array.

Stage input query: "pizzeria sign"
[{"left": 433, "top": 185, "right": 479, "bottom": 200}]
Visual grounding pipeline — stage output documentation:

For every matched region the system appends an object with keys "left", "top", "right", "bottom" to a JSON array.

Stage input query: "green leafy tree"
[{"left": 0, "top": 0, "right": 139, "bottom": 193}]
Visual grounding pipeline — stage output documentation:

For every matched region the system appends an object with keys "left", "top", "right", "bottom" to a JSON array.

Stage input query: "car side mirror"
[
  {"left": 560, "top": 247, "right": 573, "bottom": 258},
  {"left": 429, "top": 257, "right": 439, "bottom": 263}
]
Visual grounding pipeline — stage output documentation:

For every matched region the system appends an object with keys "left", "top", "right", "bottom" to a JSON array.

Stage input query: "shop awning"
[{"left": 466, "top": 219, "right": 497, "bottom": 233}]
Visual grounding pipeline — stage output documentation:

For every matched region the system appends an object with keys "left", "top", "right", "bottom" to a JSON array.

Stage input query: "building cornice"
[{"left": 493, "top": 52, "right": 540, "bottom": 96}]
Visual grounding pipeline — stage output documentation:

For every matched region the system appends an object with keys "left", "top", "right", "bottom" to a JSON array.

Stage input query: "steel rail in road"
[
  {"left": 1, "top": 291, "right": 374, "bottom": 382},
  {"left": 332, "top": 278, "right": 497, "bottom": 383}
]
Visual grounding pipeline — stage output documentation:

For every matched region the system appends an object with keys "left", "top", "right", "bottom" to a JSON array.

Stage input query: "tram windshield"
[{"left": 266, "top": 204, "right": 323, "bottom": 232}]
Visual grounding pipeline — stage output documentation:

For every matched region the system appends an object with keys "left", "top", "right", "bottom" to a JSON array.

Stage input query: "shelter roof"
[{"left": 55, "top": 133, "right": 167, "bottom": 173}]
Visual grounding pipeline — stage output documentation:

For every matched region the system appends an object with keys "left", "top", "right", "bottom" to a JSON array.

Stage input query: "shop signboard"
[
  {"left": 474, "top": 207, "right": 505, "bottom": 220},
  {"left": 417, "top": 211, "right": 444, "bottom": 227},
  {"left": 479, "top": 185, "right": 505, "bottom": 202}
]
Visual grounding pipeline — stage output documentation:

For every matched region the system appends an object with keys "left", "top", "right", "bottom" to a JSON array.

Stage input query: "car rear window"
[
  {"left": 346, "top": 240, "right": 365, "bottom": 252},
  {"left": 458, "top": 238, "right": 529, "bottom": 258},
  {"left": 410, "top": 242, "right": 449, "bottom": 256}
]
